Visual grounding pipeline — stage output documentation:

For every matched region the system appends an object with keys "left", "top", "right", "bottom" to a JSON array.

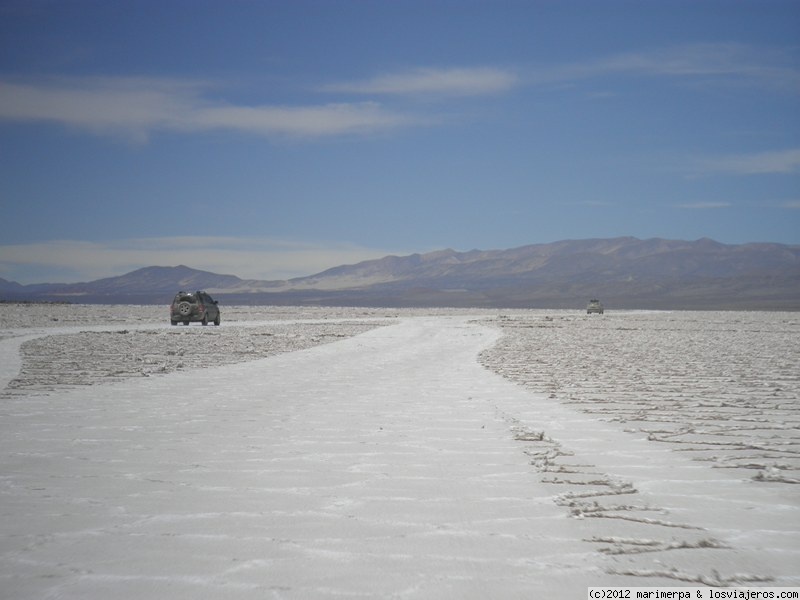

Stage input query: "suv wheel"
[{"left": 178, "top": 301, "right": 192, "bottom": 317}]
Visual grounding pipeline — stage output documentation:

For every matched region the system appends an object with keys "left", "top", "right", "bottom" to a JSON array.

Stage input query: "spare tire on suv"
[{"left": 170, "top": 291, "right": 221, "bottom": 326}]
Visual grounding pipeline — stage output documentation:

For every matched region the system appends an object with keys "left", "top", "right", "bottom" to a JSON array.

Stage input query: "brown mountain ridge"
[{"left": 2, "top": 237, "right": 798, "bottom": 310}]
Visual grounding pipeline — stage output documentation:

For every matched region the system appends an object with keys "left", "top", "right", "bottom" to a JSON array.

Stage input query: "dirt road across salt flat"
[{"left": 0, "top": 315, "right": 795, "bottom": 598}]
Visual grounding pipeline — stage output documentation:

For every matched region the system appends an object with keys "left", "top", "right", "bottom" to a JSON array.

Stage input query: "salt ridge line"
[{"left": 2, "top": 321, "right": 392, "bottom": 395}]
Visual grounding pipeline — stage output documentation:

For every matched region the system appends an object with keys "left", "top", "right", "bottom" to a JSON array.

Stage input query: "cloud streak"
[
  {"left": 0, "top": 68, "right": 517, "bottom": 142},
  {"left": 323, "top": 66, "right": 520, "bottom": 96},
  {"left": 676, "top": 202, "right": 732, "bottom": 210},
  {"left": 528, "top": 43, "right": 800, "bottom": 92},
  {"left": 0, "top": 77, "right": 422, "bottom": 141},
  {"left": 696, "top": 148, "right": 800, "bottom": 175},
  {"left": 0, "top": 237, "right": 406, "bottom": 284}
]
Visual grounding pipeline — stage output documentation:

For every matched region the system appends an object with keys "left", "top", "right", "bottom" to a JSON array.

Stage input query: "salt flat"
[{"left": 0, "top": 306, "right": 797, "bottom": 598}]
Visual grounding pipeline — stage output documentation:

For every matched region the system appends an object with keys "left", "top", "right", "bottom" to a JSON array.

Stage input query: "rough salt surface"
[
  {"left": 479, "top": 311, "right": 800, "bottom": 485},
  {"left": 478, "top": 310, "right": 799, "bottom": 585},
  {"left": 0, "top": 305, "right": 798, "bottom": 598}
]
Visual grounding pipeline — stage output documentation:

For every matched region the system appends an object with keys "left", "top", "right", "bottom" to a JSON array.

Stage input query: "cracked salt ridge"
[
  {"left": 480, "top": 310, "right": 800, "bottom": 587},
  {"left": 3, "top": 322, "right": 392, "bottom": 395}
]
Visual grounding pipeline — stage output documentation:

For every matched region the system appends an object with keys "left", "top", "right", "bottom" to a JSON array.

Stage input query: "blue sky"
[{"left": 1, "top": 0, "right": 799, "bottom": 284}]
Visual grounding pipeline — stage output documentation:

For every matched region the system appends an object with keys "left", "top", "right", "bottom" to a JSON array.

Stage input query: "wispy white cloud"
[
  {"left": 0, "top": 237, "right": 406, "bottom": 284},
  {"left": 188, "top": 102, "right": 423, "bottom": 137},
  {"left": 322, "top": 44, "right": 799, "bottom": 99},
  {"left": 528, "top": 43, "right": 800, "bottom": 92},
  {"left": 566, "top": 199, "right": 615, "bottom": 207},
  {"left": 599, "top": 43, "right": 790, "bottom": 79},
  {"left": 695, "top": 148, "right": 800, "bottom": 175},
  {"left": 0, "top": 77, "right": 201, "bottom": 142},
  {"left": 323, "top": 66, "right": 520, "bottom": 96},
  {"left": 0, "top": 77, "right": 422, "bottom": 141},
  {"left": 781, "top": 200, "right": 800, "bottom": 209},
  {"left": 675, "top": 201, "right": 732, "bottom": 210}
]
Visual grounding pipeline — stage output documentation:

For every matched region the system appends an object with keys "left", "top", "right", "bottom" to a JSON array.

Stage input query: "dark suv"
[{"left": 170, "top": 291, "right": 221, "bottom": 326}]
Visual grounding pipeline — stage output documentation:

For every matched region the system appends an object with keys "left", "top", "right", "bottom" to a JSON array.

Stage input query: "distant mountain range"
[{"left": 2, "top": 237, "right": 799, "bottom": 310}]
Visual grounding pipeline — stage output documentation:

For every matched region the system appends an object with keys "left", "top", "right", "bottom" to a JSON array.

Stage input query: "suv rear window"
[{"left": 174, "top": 293, "right": 197, "bottom": 303}]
